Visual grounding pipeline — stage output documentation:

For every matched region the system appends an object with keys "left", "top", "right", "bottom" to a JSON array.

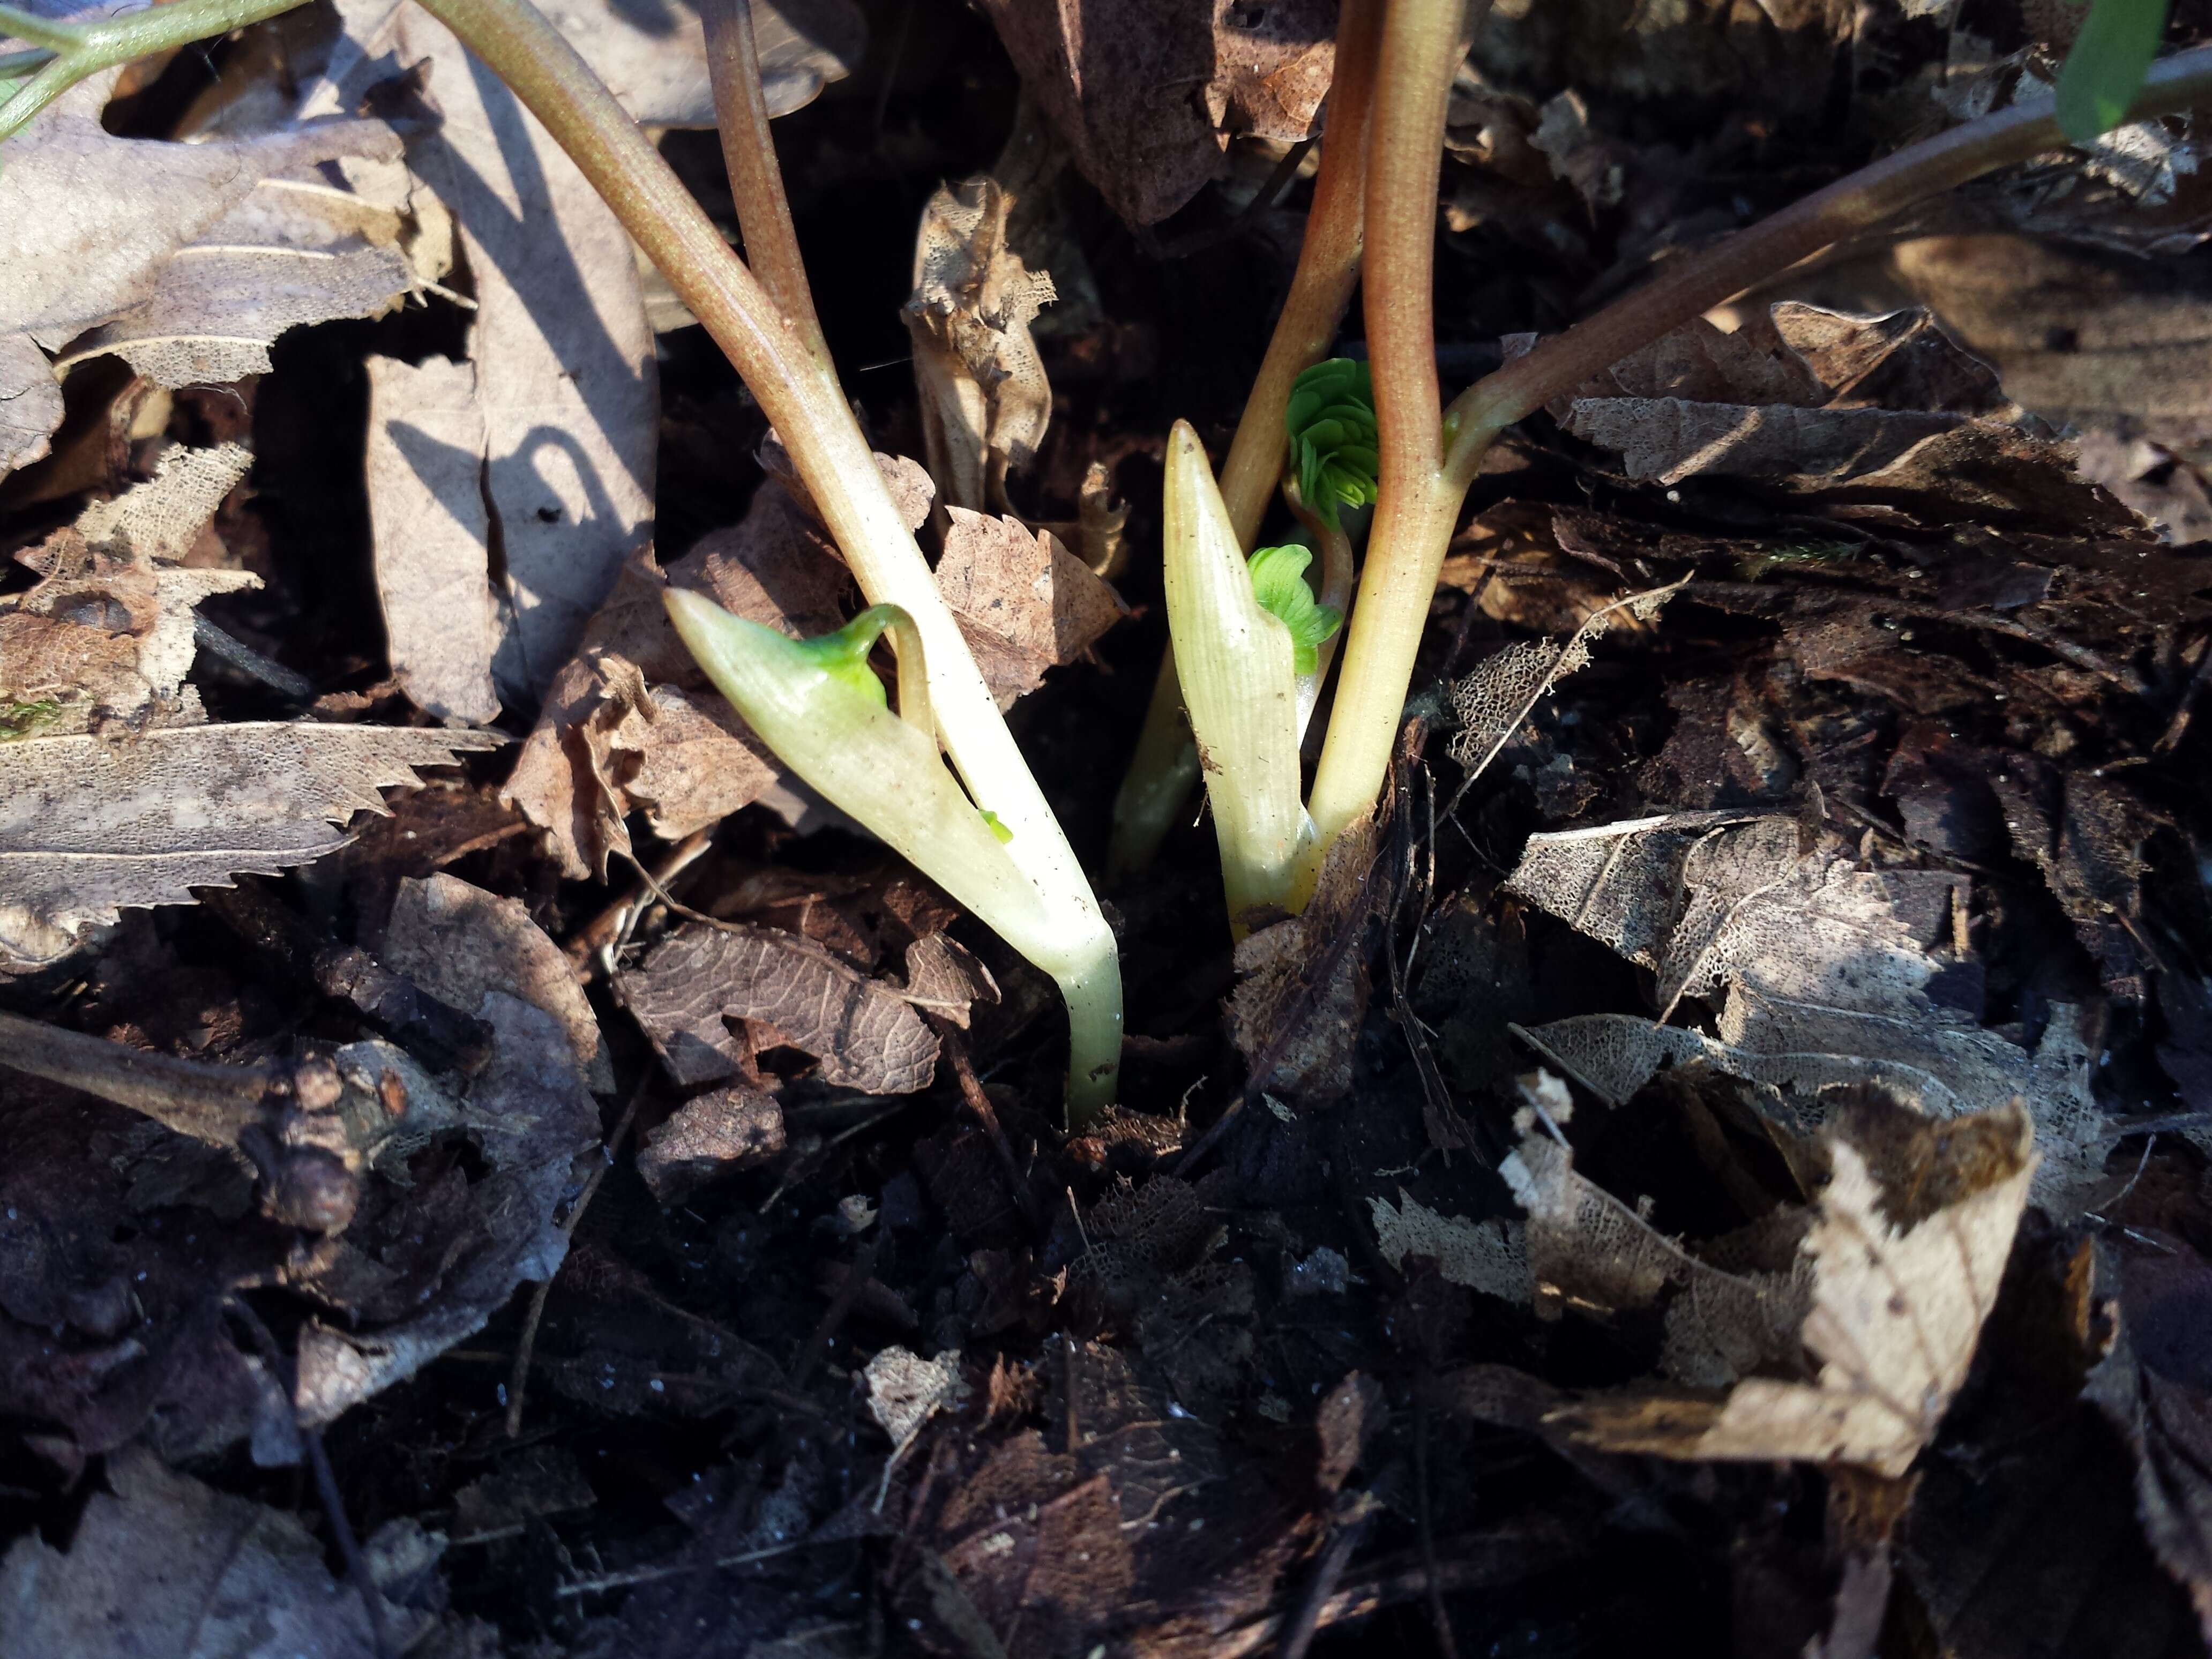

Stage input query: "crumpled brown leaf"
[
  {"left": 635, "top": 1083, "right": 785, "bottom": 1203},
  {"left": 907, "top": 177, "right": 1056, "bottom": 513},
  {"left": 0, "top": 1444, "right": 441, "bottom": 1658},
  {"left": 0, "top": 444, "right": 256, "bottom": 735},
  {"left": 1549, "top": 1100, "right": 2036, "bottom": 1479},
  {"left": 0, "top": 59, "right": 407, "bottom": 477},
  {"left": 0, "top": 722, "right": 500, "bottom": 975},
  {"left": 621, "top": 922, "right": 945, "bottom": 1096},
  {"left": 534, "top": 0, "right": 864, "bottom": 125},
  {"left": 936, "top": 507, "right": 1129, "bottom": 706},
  {"left": 975, "top": 0, "right": 1337, "bottom": 226},
  {"left": 1525, "top": 302, "right": 2141, "bottom": 534}
]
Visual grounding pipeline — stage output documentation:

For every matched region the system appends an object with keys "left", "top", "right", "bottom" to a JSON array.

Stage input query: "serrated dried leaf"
[
  {"left": 907, "top": 177, "right": 1056, "bottom": 512},
  {"left": 0, "top": 65, "right": 405, "bottom": 477},
  {"left": 1556, "top": 1103, "right": 2036, "bottom": 1478},
  {"left": 1367, "top": 1190, "right": 1529, "bottom": 1303},
  {"left": 0, "top": 722, "right": 499, "bottom": 974},
  {"left": 623, "top": 923, "right": 939, "bottom": 1095},
  {"left": 935, "top": 508, "right": 1127, "bottom": 706}
]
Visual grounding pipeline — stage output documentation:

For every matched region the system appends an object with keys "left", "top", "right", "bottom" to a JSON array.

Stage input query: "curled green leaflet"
[
  {"left": 1247, "top": 544, "right": 1343, "bottom": 676},
  {"left": 1284, "top": 357, "right": 1379, "bottom": 528}
]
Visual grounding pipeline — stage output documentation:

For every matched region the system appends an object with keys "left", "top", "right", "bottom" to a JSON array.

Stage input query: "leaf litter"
[{"left": 19, "top": 2, "right": 2212, "bottom": 1655}]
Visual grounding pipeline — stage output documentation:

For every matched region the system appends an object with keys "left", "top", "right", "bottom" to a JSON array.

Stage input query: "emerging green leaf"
[
  {"left": 785, "top": 604, "right": 906, "bottom": 707},
  {"left": 2056, "top": 0, "right": 2170, "bottom": 144},
  {"left": 1248, "top": 544, "right": 1343, "bottom": 676},
  {"left": 1285, "top": 358, "right": 1378, "bottom": 529}
]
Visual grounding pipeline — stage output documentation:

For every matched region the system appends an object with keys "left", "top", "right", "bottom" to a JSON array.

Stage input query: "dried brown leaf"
[
  {"left": 907, "top": 178, "right": 1056, "bottom": 513},
  {"left": 1556, "top": 1103, "right": 2036, "bottom": 1478},
  {"left": 533, "top": 0, "right": 863, "bottom": 124},
  {"left": 635, "top": 1084, "right": 784, "bottom": 1203},
  {"left": 1367, "top": 1190, "right": 1529, "bottom": 1303},
  {"left": 936, "top": 507, "right": 1128, "bottom": 706},
  {"left": 975, "top": 0, "right": 1337, "bottom": 226},
  {"left": 623, "top": 922, "right": 939, "bottom": 1095},
  {"left": 0, "top": 722, "right": 499, "bottom": 974}
]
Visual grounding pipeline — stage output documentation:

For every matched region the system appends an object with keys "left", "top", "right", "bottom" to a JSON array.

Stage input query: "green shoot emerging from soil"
[{"left": 2058, "top": 0, "right": 2172, "bottom": 142}]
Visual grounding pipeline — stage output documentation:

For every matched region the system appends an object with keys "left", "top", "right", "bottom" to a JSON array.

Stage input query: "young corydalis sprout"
[
  {"left": 1286, "top": 357, "right": 1379, "bottom": 532},
  {"left": 1248, "top": 541, "right": 1342, "bottom": 738},
  {"left": 665, "top": 589, "right": 1122, "bottom": 1117},
  {"left": 1162, "top": 423, "right": 1315, "bottom": 937}
]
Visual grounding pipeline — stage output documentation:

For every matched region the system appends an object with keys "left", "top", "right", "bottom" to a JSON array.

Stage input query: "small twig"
[
  {"left": 566, "top": 827, "right": 714, "bottom": 973},
  {"left": 506, "top": 1080, "right": 647, "bottom": 1435},
  {"left": 929, "top": 1015, "right": 1044, "bottom": 1237},
  {"left": 787, "top": 1235, "right": 877, "bottom": 1389},
  {"left": 1145, "top": 134, "right": 1318, "bottom": 262},
  {"left": 192, "top": 613, "right": 316, "bottom": 700},
  {"left": 1280, "top": 1492, "right": 1379, "bottom": 1659},
  {"left": 227, "top": 1297, "right": 393, "bottom": 1659}
]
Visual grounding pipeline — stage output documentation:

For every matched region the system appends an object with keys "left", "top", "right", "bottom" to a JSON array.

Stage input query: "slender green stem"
[
  {"left": 1106, "top": 0, "right": 1380, "bottom": 878},
  {"left": 1296, "top": 0, "right": 1468, "bottom": 901},
  {"left": 0, "top": 0, "right": 308, "bottom": 139},
  {"left": 410, "top": 0, "right": 1120, "bottom": 1118}
]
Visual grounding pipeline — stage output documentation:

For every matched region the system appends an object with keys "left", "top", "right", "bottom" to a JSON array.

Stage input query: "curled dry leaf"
[
  {"left": 907, "top": 177, "right": 1056, "bottom": 513},
  {"left": 937, "top": 507, "right": 1129, "bottom": 706},
  {"left": 0, "top": 66, "right": 408, "bottom": 477},
  {"left": 0, "top": 722, "right": 500, "bottom": 975},
  {"left": 0, "top": 444, "right": 256, "bottom": 735},
  {"left": 500, "top": 466, "right": 869, "bottom": 879},
  {"left": 975, "top": 0, "right": 1337, "bottom": 226},
  {"left": 622, "top": 922, "right": 944, "bottom": 1096},
  {"left": 1552, "top": 1102, "right": 2037, "bottom": 1479},
  {"left": 635, "top": 1083, "right": 784, "bottom": 1203},
  {"left": 864, "top": 1346, "right": 969, "bottom": 1451},
  {"left": 0, "top": 1445, "right": 437, "bottom": 1659},
  {"left": 292, "top": 876, "right": 602, "bottom": 1423},
  {"left": 1524, "top": 302, "right": 2141, "bottom": 534}
]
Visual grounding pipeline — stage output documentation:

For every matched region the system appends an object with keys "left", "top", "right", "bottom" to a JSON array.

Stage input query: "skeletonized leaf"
[
  {"left": 623, "top": 922, "right": 940, "bottom": 1095},
  {"left": 1556, "top": 1103, "right": 2037, "bottom": 1478},
  {"left": 0, "top": 722, "right": 499, "bottom": 973},
  {"left": 906, "top": 177, "right": 1056, "bottom": 512},
  {"left": 1367, "top": 1190, "right": 1529, "bottom": 1302}
]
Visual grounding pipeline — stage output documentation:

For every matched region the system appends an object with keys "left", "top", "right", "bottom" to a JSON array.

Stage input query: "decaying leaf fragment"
[
  {"left": 1449, "top": 578, "right": 1684, "bottom": 788},
  {"left": 906, "top": 178, "right": 1056, "bottom": 513},
  {"left": 1551, "top": 1102, "right": 2036, "bottom": 1479},
  {"left": 622, "top": 922, "right": 944, "bottom": 1096},
  {"left": 936, "top": 507, "right": 1129, "bottom": 705},
  {"left": 1367, "top": 1190, "right": 1529, "bottom": 1303},
  {"left": 0, "top": 444, "right": 257, "bottom": 734},
  {"left": 975, "top": 0, "right": 1337, "bottom": 226},
  {"left": 0, "top": 1445, "right": 437, "bottom": 1658},
  {"left": 0, "top": 722, "right": 499, "bottom": 975}
]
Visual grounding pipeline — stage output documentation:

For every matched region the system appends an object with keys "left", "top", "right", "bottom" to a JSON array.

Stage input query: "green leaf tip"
[
  {"left": 980, "top": 809, "right": 1013, "bottom": 843},
  {"left": 2056, "top": 0, "right": 2170, "bottom": 144},
  {"left": 785, "top": 603, "right": 911, "bottom": 708},
  {"left": 1247, "top": 544, "right": 1342, "bottom": 676},
  {"left": 1285, "top": 357, "right": 1378, "bottom": 529}
]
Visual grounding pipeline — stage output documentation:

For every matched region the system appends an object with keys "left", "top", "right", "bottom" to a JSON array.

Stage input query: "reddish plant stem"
[{"left": 698, "top": 0, "right": 827, "bottom": 368}]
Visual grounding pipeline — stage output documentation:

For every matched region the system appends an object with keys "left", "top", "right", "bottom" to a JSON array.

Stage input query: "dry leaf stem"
[
  {"left": 1108, "top": 0, "right": 1381, "bottom": 877},
  {"left": 406, "top": 0, "right": 1121, "bottom": 1119},
  {"left": 1299, "top": 29, "right": 2212, "bottom": 900}
]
